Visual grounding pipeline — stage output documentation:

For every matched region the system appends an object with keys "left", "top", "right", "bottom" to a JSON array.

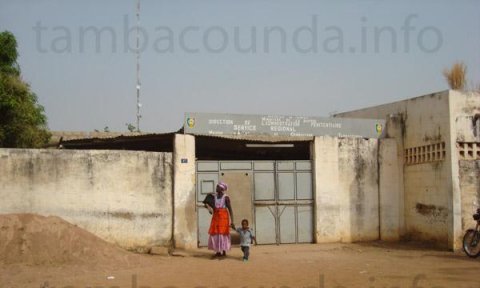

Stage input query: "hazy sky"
[{"left": 1, "top": 0, "right": 479, "bottom": 132}]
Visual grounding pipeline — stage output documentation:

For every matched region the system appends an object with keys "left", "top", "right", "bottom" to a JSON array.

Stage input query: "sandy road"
[{"left": 1, "top": 242, "right": 480, "bottom": 288}]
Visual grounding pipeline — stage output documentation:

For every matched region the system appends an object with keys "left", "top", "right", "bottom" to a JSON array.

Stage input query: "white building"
[{"left": 0, "top": 90, "right": 478, "bottom": 251}]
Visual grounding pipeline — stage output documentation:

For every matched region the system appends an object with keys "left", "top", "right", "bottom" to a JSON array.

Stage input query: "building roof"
[
  {"left": 59, "top": 132, "right": 176, "bottom": 152},
  {"left": 58, "top": 131, "right": 314, "bottom": 158},
  {"left": 192, "top": 133, "right": 314, "bottom": 142}
]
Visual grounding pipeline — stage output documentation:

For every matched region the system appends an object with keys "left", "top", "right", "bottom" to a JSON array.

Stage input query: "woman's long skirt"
[{"left": 208, "top": 208, "right": 231, "bottom": 252}]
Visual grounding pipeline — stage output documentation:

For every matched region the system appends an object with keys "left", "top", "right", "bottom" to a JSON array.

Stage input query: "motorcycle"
[{"left": 463, "top": 208, "right": 480, "bottom": 258}]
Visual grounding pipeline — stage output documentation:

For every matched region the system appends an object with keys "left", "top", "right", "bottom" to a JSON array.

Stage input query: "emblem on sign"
[
  {"left": 186, "top": 117, "right": 195, "bottom": 128},
  {"left": 375, "top": 123, "right": 383, "bottom": 135}
]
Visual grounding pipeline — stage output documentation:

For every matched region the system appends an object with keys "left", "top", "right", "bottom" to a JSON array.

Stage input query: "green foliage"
[
  {"left": 0, "top": 31, "right": 20, "bottom": 75},
  {"left": 0, "top": 31, "right": 50, "bottom": 148},
  {"left": 125, "top": 123, "right": 136, "bottom": 132}
]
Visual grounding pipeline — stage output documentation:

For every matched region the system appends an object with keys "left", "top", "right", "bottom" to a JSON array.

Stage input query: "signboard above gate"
[{"left": 184, "top": 112, "right": 386, "bottom": 139}]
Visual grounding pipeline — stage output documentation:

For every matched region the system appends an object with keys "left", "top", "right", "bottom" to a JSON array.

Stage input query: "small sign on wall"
[{"left": 181, "top": 158, "right": 188, "bottom": 164}]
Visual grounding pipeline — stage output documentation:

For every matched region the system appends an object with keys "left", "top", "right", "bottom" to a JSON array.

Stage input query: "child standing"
[{"left": 233, "top": 219, "right": 257, "bottom": 262}]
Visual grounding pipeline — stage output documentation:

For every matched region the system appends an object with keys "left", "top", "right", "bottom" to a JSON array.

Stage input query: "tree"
[
  {"left": 443, "top": 62, "right": 467, "bottom": 91},
  {"left": 0, "top": 31, "right": 50, "bottom": 148},
  {"left": 125, "top": 123, "right": 136, "bottom": 132},
  {"left": 0, "top": 31, "right": 19, "bottom": 76}
]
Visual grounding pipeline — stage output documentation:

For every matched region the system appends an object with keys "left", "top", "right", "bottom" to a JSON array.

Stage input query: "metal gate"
[{"left": 196, "top": 160, "right": 313, "bottom": 246}]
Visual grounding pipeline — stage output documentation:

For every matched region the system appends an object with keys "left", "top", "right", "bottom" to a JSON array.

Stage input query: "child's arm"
[{"left": 251, "top": 235, "right": 257, "bottom": 246}]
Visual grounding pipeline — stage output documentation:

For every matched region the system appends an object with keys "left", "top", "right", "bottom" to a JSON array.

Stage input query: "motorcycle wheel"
[{"left": 463, "top": 229, "right": 480, "bottom": 258}]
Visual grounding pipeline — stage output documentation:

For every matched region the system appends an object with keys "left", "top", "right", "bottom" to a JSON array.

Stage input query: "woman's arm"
[
  {"left": 204, "top": 203, "right": 214, "bottom": 214},
  {"left": 203, "top": 194, "right": 215, "bottom": 214},
  {"left": 225, "top": 196, "right": 234, "bottom": 225}
]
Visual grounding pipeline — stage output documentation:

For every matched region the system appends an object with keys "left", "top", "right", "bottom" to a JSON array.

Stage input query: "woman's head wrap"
[{"left": 216, "top": 182, "right": 228, "bottom": 192}]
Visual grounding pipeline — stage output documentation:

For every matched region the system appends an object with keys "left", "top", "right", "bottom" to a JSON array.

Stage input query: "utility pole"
[{"left": 135, "top": 0, "right": 142, "bottom": 132}]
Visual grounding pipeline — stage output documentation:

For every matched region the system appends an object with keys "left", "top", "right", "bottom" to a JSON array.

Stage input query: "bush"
[{"left": 443, "top": 62, "right": 467, "bottom": 91}]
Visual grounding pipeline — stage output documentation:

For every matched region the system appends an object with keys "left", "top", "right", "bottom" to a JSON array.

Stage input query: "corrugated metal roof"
[
  {"left": 56, "top": 131, "right": 313, "bottom": 157},
  {"left": 57, "top": 131, "right": 314, "bottom": 145},
  {"left": 49, "top": 131, "right": 149, "bottom": 144},
  {"left": 59, "top": 132, "right": 173, "bottom": 143},
  {"left": 194, "top": 133, "right": 314, "bottom": 142},
  {"left": 59, "top": 132, "right": 176, "bottom": 152}
]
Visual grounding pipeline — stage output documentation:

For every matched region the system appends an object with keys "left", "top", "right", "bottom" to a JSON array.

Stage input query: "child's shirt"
[{"left": 236, "top": 227, "right": 255, "bottom": 247}]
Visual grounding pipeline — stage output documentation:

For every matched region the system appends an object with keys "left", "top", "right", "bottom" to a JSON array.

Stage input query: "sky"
[{"left": 0, "top": 0, "right": 479, "bottom": 133}]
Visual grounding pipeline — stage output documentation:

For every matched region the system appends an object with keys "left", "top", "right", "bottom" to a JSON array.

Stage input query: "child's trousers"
[{"left": 241, "top": 246, "right": 250, "bottom": 259}]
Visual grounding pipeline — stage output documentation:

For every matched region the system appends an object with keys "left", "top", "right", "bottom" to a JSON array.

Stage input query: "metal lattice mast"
[{"left": 135, "top": 0, "right": 141, "bottom": 132}]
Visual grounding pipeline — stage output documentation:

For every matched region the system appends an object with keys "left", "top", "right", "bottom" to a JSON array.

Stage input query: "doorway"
[{"left": 196, "top": 160, "right": 313, "bottom": 246}]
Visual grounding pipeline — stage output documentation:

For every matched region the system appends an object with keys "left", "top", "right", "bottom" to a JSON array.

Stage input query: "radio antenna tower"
[{"left": 135, "top": 0, "right": 142, "bottom": 132}]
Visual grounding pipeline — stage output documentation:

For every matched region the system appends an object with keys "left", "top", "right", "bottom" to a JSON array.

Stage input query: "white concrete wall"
[
  {"left": 458, "top": 160, "right": 480, "bottom": 238},
  {"left": 449, "top": 91, "right": 480, "bottom": 249},
  {"left": 336, "top": 90, "right": 453, "bottom": 249},
  {"left": 0, "top": 149, "right": 173, "bottom": 250},
  {"left": 450, "top": 91, "right": 480, "bottom": 143},
  {"left": 313, "top": 136, "right": 379, "bottom": 243},
  {"left": 173, "top": 134, "right": 197, "bottom": 249}
]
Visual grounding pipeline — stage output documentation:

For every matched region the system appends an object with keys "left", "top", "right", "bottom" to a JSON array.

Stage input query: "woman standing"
[{"left": 203, "top": 182, "right": 234, "bottom": 258}]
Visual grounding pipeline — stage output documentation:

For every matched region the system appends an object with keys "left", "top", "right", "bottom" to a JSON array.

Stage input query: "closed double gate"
[{"left": 196, "top": 160, "right": 313, "bottom": 246}]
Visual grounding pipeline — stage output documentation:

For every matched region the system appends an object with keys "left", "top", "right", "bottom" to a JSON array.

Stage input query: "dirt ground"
[
  {"left": 2, "top": 214, "right": 480, "bottom": 288},
  {"left": 2, "top": 242, "right": 480, "bottom": 288}
]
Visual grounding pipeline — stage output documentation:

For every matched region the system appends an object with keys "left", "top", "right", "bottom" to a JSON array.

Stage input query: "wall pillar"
[
  {"left": 448, "top": 91, "right": 465, "bottom": 251},
  {"left": 384, "top": 114, "right": 406, "bottom": 237},
  {"left": 173, "top": 134, "right": 197, "bottom": 249},
  {"left": 312, "top": 136, "right": 341, "bottom": 242},
  {"left": 379, "top": 138, "right": 401, "bottom": 241}
]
